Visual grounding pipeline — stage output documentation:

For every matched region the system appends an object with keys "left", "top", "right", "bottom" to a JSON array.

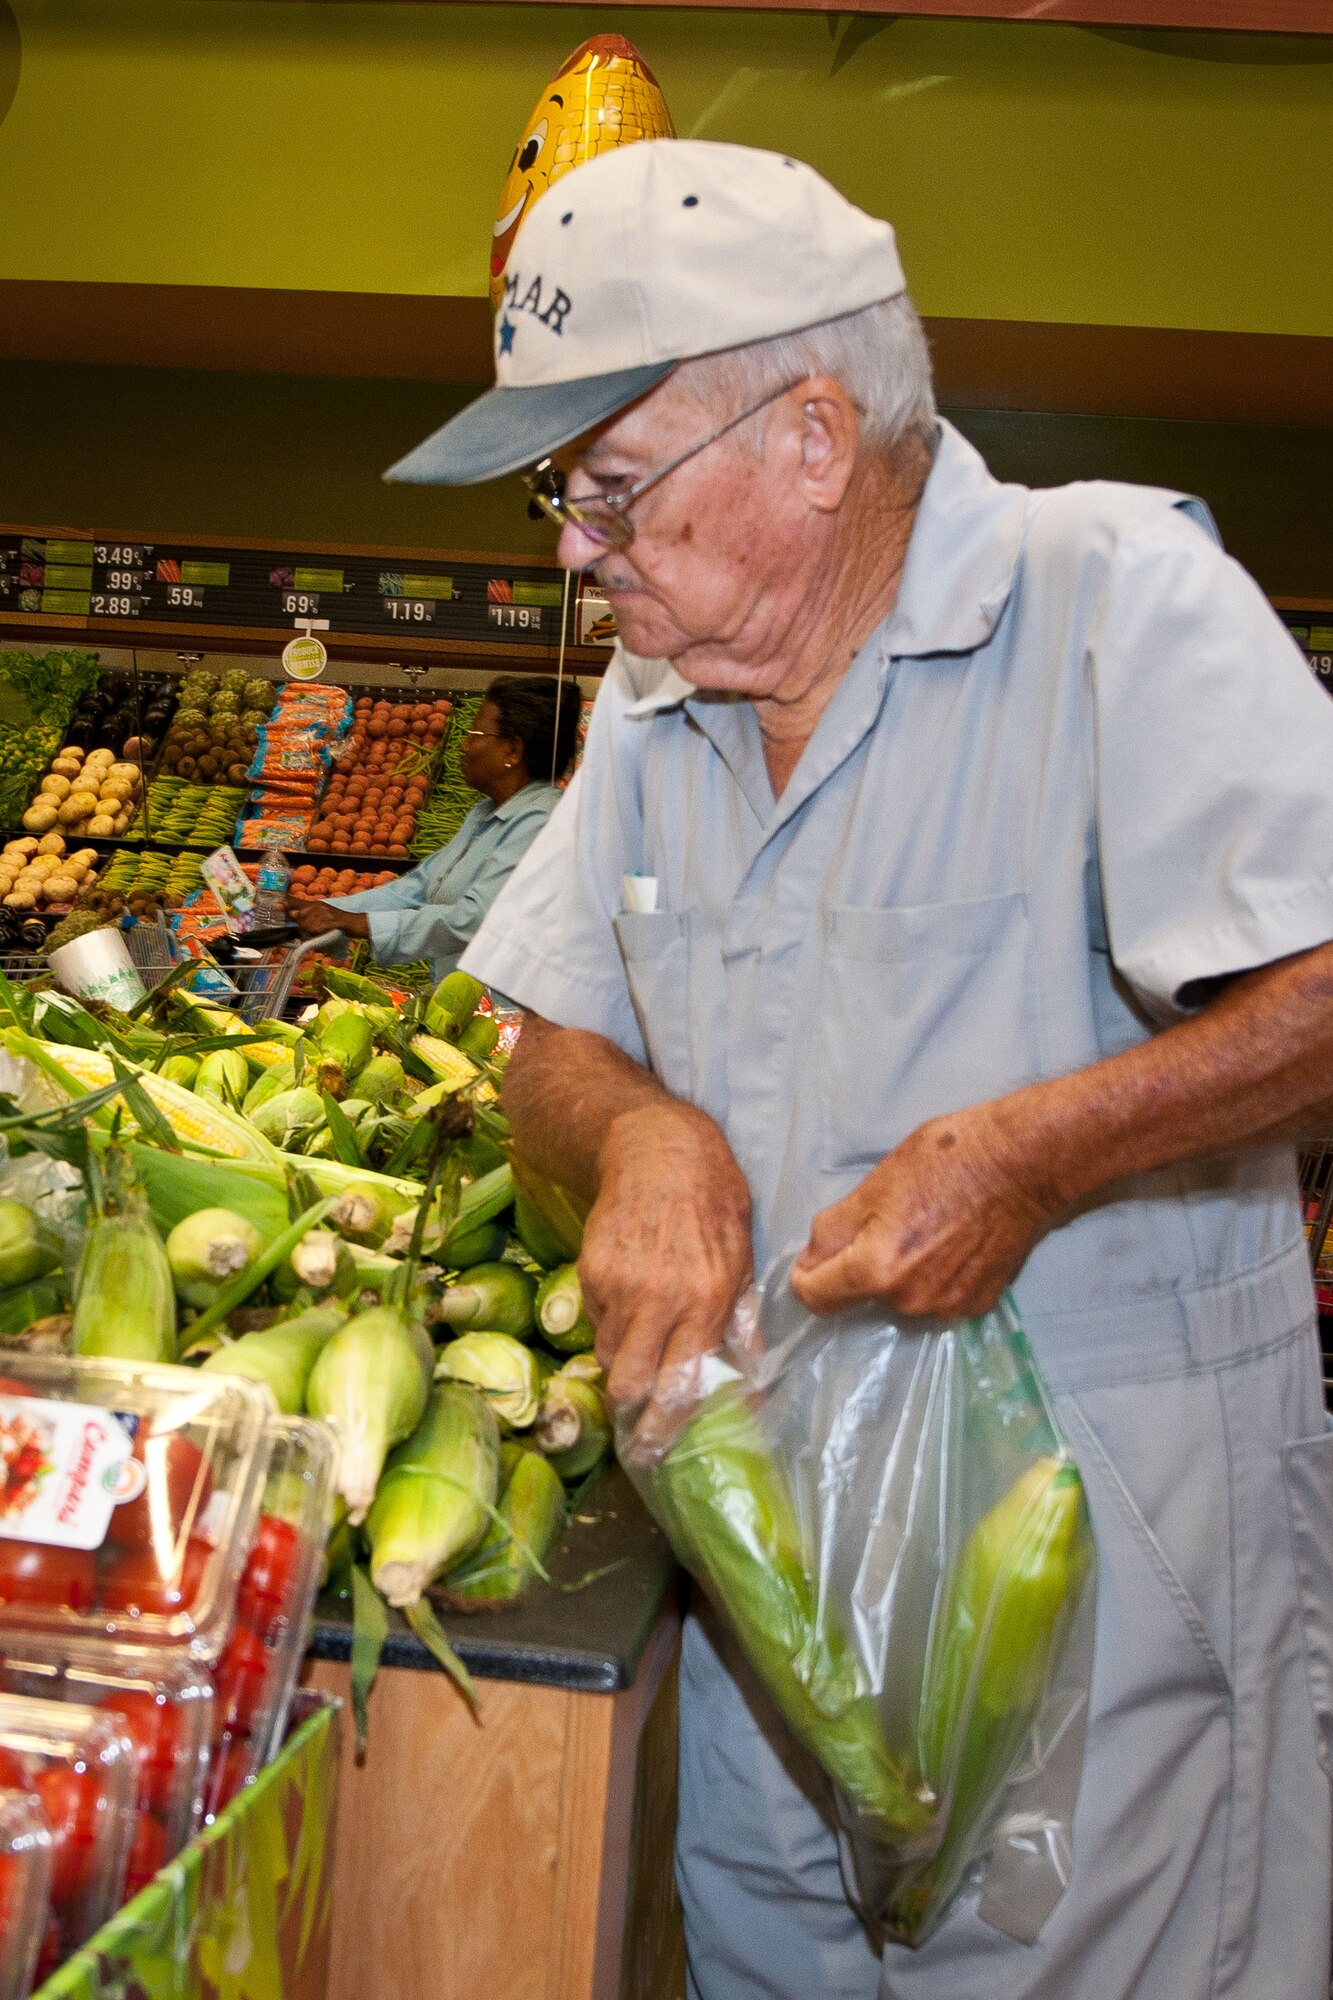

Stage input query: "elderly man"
[{"left": 389, "top": 142, "right": 1333, "bottom": 2000}]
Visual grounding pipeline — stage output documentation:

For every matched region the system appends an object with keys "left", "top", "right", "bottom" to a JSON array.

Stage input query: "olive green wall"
[
  {"left": 3, "top": 359, "right": 1330, "bottom": 600},
  {"left": 2, "top": 5, "right": 1332, "bottom": 335}
]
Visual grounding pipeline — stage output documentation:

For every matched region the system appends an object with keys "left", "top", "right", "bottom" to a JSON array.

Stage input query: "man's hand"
[
  {"left": 289, "top": 898, "right": 369, "bottom": 942},
  {"left": 791, "top": 1104, "right": 1048, "bottom": 1320},
  {"left": 580, "top": 1100, "right": 753, "bottom": 1454}
]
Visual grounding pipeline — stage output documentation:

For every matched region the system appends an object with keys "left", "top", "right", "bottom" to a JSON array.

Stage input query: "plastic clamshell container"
[
  {"left": 0, "top": 1651, "right": 213, "bottom": 1898},
  {"left": 0, "top": 1694, "right": 136, "bottom": 1955},
  {"left": 0, "top": 1354, "right": 273, "bottom": 1662},
  {"left": 203, "top": 1416, "right": 335, "bottom": 1823},
  {"left": 0, "top": 1788, "right": 52, "bottom": 2000}
]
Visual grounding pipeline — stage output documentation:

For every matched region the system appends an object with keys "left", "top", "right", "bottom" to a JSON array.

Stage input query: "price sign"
[
  {"left": 282, "top": 592, "right": 321, "bottom": 616},
  {"left": 90, "top": 593, "right": 146, "bottom": 617},
  {"left": 1308, "top": 652, "right": 1333, "bottom": 688},
  {"left": 94, "top": 544, "right": 149, "bottom": 566},
  {"left": 282, "top": 633, "right": 328, "bottom": 680},
  {"left": 386, "top": 598, "right": 433, "bottom": 623},
  {"left": 488, "top": 603, "right": 542, "bottom": 631},
  {"left": 101, "top": 569, "right": 147, "bottom": 591},
  {"left": 165, "top": 584, "right": 205, "bottom": 609}
]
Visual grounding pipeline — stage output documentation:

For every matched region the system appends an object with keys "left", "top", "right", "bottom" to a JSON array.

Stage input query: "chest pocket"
[
  {"left": 820, "top": 891, "right": 1043, "bottom": 1171},
  {"left": 613, "top": 910, "right": 694, "bottom": 1102}
]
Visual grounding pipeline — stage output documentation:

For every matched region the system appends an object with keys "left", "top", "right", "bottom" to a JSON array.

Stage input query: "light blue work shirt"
[
  {"left": 328, "top": 782, "right": 559, "bottom": 984},
  {"left": 465, "top": 420, "right": 1333, "bottom": 2000}
]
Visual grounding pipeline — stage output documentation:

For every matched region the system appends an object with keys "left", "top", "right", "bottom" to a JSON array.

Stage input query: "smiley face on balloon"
[{"left": 489, "top": 34, "right": 675, "bottom": 314}]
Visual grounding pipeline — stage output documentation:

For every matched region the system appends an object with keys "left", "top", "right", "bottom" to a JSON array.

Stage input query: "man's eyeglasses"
[{"left": 524, "top": 378, "right": 804, "bottom": 552}]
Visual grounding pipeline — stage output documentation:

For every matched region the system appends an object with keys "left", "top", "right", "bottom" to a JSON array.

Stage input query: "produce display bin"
[{"left": 29, "top": 1693, "right": 339, "bottom": 2000}]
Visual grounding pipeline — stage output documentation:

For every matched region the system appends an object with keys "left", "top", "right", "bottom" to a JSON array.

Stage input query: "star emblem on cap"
[{"left": 498, "top": 316, "right": 517, "bottom": 357}]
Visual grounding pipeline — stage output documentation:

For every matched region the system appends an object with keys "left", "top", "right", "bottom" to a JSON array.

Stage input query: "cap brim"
[{"left": 383, "top": 362, "right": 676, "bottom": 486}]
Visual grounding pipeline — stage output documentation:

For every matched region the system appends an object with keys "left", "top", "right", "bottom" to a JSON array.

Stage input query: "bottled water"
[{"left": 252, "top": 846, "right": 291, "bottom": 927}]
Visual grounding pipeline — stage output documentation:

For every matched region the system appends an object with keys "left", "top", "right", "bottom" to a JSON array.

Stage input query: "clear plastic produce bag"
[{"left": 616, "top": 1251, "right": 1097, "bottom": 1947}]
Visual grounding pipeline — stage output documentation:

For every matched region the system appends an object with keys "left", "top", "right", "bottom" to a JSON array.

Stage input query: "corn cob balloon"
[{"left": 490, "top": 35, "right": 675, "bottom": 313}]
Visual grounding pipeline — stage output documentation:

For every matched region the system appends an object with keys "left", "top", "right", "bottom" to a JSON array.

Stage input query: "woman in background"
[{"left": 290, "top": 674, "right": 579, "bottom": 982}]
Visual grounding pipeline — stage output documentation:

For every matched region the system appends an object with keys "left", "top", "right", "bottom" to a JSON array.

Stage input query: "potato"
[
  {"left": 87, "top": 815, "right": 117, "bottom": 836},
  {"left": 108, "top": 763, "right": 142, "bottom": 789},
  {"left": 70, "top": 849, "right": 99, "bottom": 869},
  {"left": 51, "top": 758, "right": 83, "bottom": 780},
  {"left": 4, "top": 840, "right": 36, "bottom": 859},
  {"left": 99, "top": 781, "right": 132, "bottom": 805},
  {"left": 43, "top": 874, "right": 78, "bottom": 901},
  {"left": 58, "top": 795, "right": 97, "bottom": 825},
  {"left": 39, "top": 775, "right": 72, "bottom": 800},
  {"left": 2, "top": 893, "right": 36, "bottom": 910},
  {"left": 28, "top": 856, "right": 58, "bottom": 877},
  {"left": 22, "top": 804, "right": 59, "bottom": 833},
  {"left": 111, "top": 812, "right": 131, "bottom": 834},
  {"left": 35, "top": 832, "right": 66, "bottom": 858}
]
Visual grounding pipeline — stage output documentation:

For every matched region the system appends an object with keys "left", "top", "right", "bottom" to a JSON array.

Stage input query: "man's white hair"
[{"left": 688, "top": 294, "right": 937, "bottom": 457}]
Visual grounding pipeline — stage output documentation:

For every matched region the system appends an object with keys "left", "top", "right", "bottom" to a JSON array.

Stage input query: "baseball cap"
[{"left": 384, "top": 140, "right": 907, "bottom": 486}]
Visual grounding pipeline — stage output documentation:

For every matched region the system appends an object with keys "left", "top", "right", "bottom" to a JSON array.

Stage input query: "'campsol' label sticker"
[{"left": 0, "top": 1397, "right": 139, "bottom": 1550}]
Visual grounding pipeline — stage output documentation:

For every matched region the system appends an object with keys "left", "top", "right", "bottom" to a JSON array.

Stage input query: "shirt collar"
[
  {"left": 622, "top": 417, "right": 1028, "bottom": 722},
  {"left": 481, "top": 782, "right": 560, "bottom": 823}
]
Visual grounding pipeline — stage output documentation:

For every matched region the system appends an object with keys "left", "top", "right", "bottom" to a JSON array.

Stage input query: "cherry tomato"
[
  {"left": 105, "top": 1431, "right": 213, "bottom": 1554},
  {"left": 236, "top": 1516, "right": 302, "bottom": 1638},
  {"left": 99, "top": 1692, "right": 180, "bottom": 1818},
  {"left": 124, "top": 1810, "right": 167, "bottom": 1895},
  {"left": 99, "top": 1538, "right": 212, "bottom": 1620},
  {"left": 203, "top": 1733, "right": 253, "bottom": 1821},
  {"left": 33, "top": 1912, "right": 61, "bottom": 1982},
  {"left": 214, "top": 1627, "right": 270, "bottom": 1738},
  {"left": 0, "top": 1378, "right": 35, "bottom": 1399},
  {"left": 33, "top": 1764, "right": 105, "bottom": 1908},
  {"left": 0, "top": 1541, "right": 97, "bottom": 1613}
]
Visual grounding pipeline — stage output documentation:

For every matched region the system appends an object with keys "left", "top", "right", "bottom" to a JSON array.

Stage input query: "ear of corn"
[
  {"left": 510, "top": 1153, "right": 587, "bottom": 1264},
  {"left": 366, "top": 1382, "right": 499, "bottom": 1608},
  {"left": 409, "top": 1034, "right": 478, "bottom": 1092},
  {"left": 306, "top": 1304, "right": 434, "bottom": 1522},
  {"left": 457, "top": 1016, "right": 499, "bottom": 1062},
  {"left": 433, "top": 1261, "right": 536, "bottom": 1341},
  {"left": 243, "top": 1062, "right": 296, "bottom": 1118},
  {"left": 72, "top": 1186, "right": 176, "bottom": 1364},
  {"left": 194, "top": 1047, "right": 249, "bottom": 1106},
  {"left": 353, "top": 1054, "right": 405, "bottom": 1108},
  {"left": 442, "top": 1446, "right": 566, "bottom": 1609},
  {"left": 0, "top": 1198, "right": 61, "bottom": 1289},
  {"left": 534, "top": 1371, "right": 611, "bottom": 1479},
  {"left": 426, "top": 972, "right": 484, "bottom": 1041},
  {"left": 165, "top": 1207, "right": 265, "bottom": 1294},
  {"left": 445, "top": 1217, "right": 508, "bottom": 1270},
  {"left": 202, "top": 1303, "right": 347, "bottom": 1412},
  {"left": 434, "top": 1331, "right": 545, "bottom": 1429},
  {"left": 315, "top": 1011, "right": 375, "bottom": 1098},
  {"left": 658, "top": 1382, "right": 936, "bottom": 1846},
  {"left": 124, "top": 1142, "right": 291, "bottom": 1246},
  {"left": 534, "top": 1264, "right": 595, "bottom": 1354},
  {"left": 5, "top": 1030, "right": 278, "bottom": 1161},
  {"left": 243, "top": 1038, "right": 298, "bottom": 1076},
  {"left": 157, "top": 1053, "right": 201, "bottom": 1089}
]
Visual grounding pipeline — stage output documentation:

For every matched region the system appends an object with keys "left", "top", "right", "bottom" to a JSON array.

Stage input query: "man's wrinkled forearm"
[
  {"left": 501, "top": 1013, "right": 670, "bottom": 1200},
  {"left": 987, "top": 937, "right": 1333, "bottom": 1223}
]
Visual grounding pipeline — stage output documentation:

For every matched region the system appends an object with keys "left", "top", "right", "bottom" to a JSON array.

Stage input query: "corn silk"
[{"left": 616, "top": 1251, "right": 1097, "bottom": 1948}]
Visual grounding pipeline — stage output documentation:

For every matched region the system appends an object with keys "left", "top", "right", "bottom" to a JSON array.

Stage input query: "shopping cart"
[{"left": 119, "top": 918, "right": 346, "bottom": 1023}]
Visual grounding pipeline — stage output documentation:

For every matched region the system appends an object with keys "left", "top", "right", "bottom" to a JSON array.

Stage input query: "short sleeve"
[
  {"left": 460, "top": 656, "right": 648, "bottom": 1060},
  {"left": 1092, "top": 505, "right": 1333, "bottom": 1015}
]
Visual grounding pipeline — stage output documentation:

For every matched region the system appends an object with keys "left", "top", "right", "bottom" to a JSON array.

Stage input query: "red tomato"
[
  {"left": 33, "top": 1912, "right": 61, "bottom": 1982},
  {"left": 99, "top": 1692, "right": 180, "bottom": 1818},
  {"left": 203, "top": 1733, "right": 253, "bottom": 1821},
  {"left": 0, "top": 1744, "right": 29, "bottom": 1792},
  {"left": 105, "top": 1431, "right": 213, "bottom": 1553},
  {"left": 33, "top": 1764, "right": 105, "bottom": 1907},
  {"left": 214, "top": 1628, "right": 270, "bottom": 1738},
  {"left": 99, "top": 1538, "right": 212, "bottom": 1620},
  {"left": 124, "top": 1810, "right": 167, "bottom": 1895},
  {"left": 0, "top": 1540, "right": 97, "bottom": 1612},
  {"left": 236, "top": 1516, "right": 302, "bottom": 1638},
  {"left": 0, "top": 1378, "right": 35, "bottom": 1399}
]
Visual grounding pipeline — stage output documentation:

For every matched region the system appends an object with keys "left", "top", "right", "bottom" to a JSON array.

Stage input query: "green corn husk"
[
  {"left": 306, "top": 1302, "right": 435, "bottom": 1523},
  {"left": 353, "top": 1054, "right": 405, "bottom": 1108},
  {"left": 121, "top": 1142, "right": 290, "bottom": 1247},
  {"left": 243, "top": 1062, "right": 296, "bottom": 1118},
  {"left": 157, "top": 1053, "right": 201, "bottom": 1089},
  {"left": 0, "top": 1199, "right": 61, "bottom": 1290},
  {"left": 250, "top": 1086, "right": 327, "bottom": 1151},
  {"left": 534, "top": 1371, "right": 611, "bottom": 1479},
  {"left": 0, "top": 1277, "right": 68, "bottom": 1341},
  {"left": 194, "top": 1046, "right": 249, "bottom": 1107},
  {"left": 434, "top": 1331, "right": 545, "bottom": 1429},
  {"left": 320, "top": 966, "right": 394, "bottom": 1007},
  {"left": 534, "top": 1264, "right": 595, "bottom": 1355},
  {"left": 165, "top": 1206, "right": 264, "bottom": 1292},
  {"left": 456, "top": 1016, "right": 499, "bottom": 1062},
  {"left": 366, "top": 1382, "right": 499, "bottom": 1608},
  {"left": 290, "top": 1159, "right": 422, "bottom": 1246},
  {"left": 72, "top": 1189, "right": 176, "bottom": 1365},
  {"left": 202, "top": 1303, "right": 346, "bottom": 1412},
  {"left": 315, "top": 1010, "right": 374, "bottom": 1098},
  {"left": 442, "top": 1446, "right": 566, "bottom": 1609},
  {"left": 312, "top": 998, "right": 352, "bottom": 1035},
  {"left": 426, "top": 971, "right": 484, "bottom": 1041},
  {"left": 657, "top": 1382, "right": 936, "bottom": 1846},
  {"left": 249, "top": 1017, "right": 303, "bottom": 1048},
  {"left": 433, "top": 1261, "right": 536, "bottom": 1341},
  {"left": 445, "top": 1218, "right": 508, "bottom": 1270}
]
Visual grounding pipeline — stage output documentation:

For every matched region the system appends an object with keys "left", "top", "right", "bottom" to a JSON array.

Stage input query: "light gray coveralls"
[{"left": 464, "top": 421, "right": 1333, "bottom": 2000}]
